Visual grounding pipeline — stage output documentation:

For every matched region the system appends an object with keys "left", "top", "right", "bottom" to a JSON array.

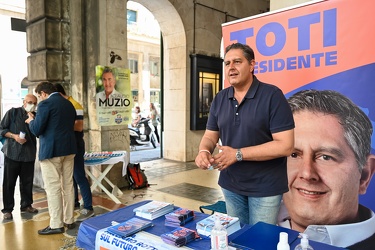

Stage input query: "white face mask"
[{"left": 25, "top": 103, "right": 36, "bottom": 112}]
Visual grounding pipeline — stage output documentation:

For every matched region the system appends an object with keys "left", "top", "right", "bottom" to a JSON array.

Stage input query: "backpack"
[{"left": 126, "top": 163, "right": 149, "bottom": 189}]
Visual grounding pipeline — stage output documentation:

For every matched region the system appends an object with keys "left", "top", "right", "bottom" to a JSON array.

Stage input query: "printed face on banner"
[{"left": 95, "top": 65, "right": 133, "bottom": 126}]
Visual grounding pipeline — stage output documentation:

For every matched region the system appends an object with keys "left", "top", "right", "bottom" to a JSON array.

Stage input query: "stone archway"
[{"left": 131, "top": 0, "right": 189, "bottom": 161}]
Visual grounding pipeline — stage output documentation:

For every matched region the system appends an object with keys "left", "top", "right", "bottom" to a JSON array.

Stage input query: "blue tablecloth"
[
  {"left": 76, "top": 200, "right": 343, "bottom": 250},
  {"left": 76, "top": 200, "right": 212, "bottom": 249}
]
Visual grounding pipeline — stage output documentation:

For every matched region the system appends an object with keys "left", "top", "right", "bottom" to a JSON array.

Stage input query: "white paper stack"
[{"left": 133, "top": 200, "right": 174, "bottom": 220}]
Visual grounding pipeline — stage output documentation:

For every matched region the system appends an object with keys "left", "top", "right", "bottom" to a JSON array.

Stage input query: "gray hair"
[{"left": 288, "top": 89, "right": 372, "bottom": 173}]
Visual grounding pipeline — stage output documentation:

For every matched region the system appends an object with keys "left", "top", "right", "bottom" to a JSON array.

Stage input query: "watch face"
[{"left": 236, "top": 150, "right": 242, "bottom": 161}]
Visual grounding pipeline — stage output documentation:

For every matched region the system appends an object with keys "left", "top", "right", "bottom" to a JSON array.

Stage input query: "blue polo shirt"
[{"left": 207, "top": 76, "right": 295, "bottom": 197}]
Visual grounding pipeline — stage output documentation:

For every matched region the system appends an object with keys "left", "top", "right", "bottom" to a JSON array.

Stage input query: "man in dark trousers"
[
  {"left": 26, "top": 82, "right": 77, "bottom": 235},
  {"left": 54, "top": 83, "right": 95, "bottom": 221},
  {"left": 0, "top": 94, "right": 38, "bottom": 220}
]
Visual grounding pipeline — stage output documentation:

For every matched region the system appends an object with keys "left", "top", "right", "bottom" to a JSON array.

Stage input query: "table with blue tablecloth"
[
  {"left": 76, "top": 200, "right": 344, "bottom": 250},
  {"left": 76, "top": 200, "right": 212, "bottom": 250}
]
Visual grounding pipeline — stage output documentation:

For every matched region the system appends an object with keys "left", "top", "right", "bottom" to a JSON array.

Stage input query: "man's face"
[
  {"left": 224, "top": 49, "right": 254, "bottom": 87},
  {"left": 284, "top": 110, "right": 362, "bottom": 231},
  {"left": 37, "top": 91, "right": 48, "bottom": 102},
  {"left": 23, "top": 95, "right": 37, "bottom": 108},
  {"left": 102, "top": 72, "right": 116, "bottom": 96}
]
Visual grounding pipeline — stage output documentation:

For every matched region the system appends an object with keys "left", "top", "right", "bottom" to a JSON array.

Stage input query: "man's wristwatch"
[{"left": 236, "top": 148, "right": 243, "bottom": 162}]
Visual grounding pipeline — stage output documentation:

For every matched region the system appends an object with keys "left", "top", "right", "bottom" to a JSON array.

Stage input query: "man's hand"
[
  {"left": 195, "top": 150, "right": 215, "bottom": 170},
  {"left": 25, "top": 112, "right": 35, "bottom": 124},
  {"left": 13, "top": 134, "right": 27, "bottom": 145},
  {"left": 211, "top": 144, "right": 237, "bottom": 171}
]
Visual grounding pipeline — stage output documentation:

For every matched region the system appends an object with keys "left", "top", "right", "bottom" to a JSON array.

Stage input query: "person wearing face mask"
[{"left": 0, "top": 94, "right": 38, "bottom": 220}]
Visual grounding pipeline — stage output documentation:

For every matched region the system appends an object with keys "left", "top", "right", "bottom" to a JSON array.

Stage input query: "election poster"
[
  {"left": 222, "top": 0, "right": 375, "bottom": 210},
  {"left": 95, "top": 65, "right": 132, "bottom": 126}
]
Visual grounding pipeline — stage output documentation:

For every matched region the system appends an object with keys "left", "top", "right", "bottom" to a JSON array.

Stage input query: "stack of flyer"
[
  {"left": 161, "top": 227, "right": 199, "bottom": 247},
  {"left": 195, "top": 212, "right": 241, "bottom": 236},
  {"left": 165, "top": 208, "right": 195, "bottom": 227},
  {"left": 107, "top": 217, "right": 153, "bottom": 237},
  {"left": 133, "top": 200, "right": 174, "bottom": 220}
]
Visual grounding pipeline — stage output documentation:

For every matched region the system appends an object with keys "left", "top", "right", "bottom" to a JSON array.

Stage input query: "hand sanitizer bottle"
[
  {"left": 277, "top": 232, "right": 290, "bottom": 250},
  {"left": 294, "top": 233, "right": 314, "bottom": 250},
  {"left": 211, "top": 218, "right": 228, "bottom": 250}
]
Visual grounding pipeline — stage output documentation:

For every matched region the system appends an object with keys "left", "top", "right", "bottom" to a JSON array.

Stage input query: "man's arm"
[
  {"left": 199, "top": 130, "right": 220, "bottom": 152},
  {"left": 212, "top": 129, "right": 294, "bottom": 171},
  {"left": 242, "top": 129, "right": 294, "bottom": 161},
  {"left": 195, "top": 129, "right": 220, "bottom": 169},
  {"left": 26, "top": 102, "right": 48, "bottom": 137},
  {"left": 68, "top": 97, "right": 84, "bottom": 132},
  {"left": 74, "top": 120, "right": 83, "bottom": 132}
]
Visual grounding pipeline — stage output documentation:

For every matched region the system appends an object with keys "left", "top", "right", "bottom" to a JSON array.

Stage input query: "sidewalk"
[{"left": 129, "top": 143, "right": 161, "bottom": 163}]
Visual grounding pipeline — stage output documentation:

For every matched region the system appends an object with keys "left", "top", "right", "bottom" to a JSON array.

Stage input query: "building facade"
[{"left": 18, "top": 0, "right": 308, "bottom": 187}]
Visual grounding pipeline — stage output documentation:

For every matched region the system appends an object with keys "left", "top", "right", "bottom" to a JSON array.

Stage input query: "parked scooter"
[{"left": 128, "top": 117, "right": 157, "bottom": 149}]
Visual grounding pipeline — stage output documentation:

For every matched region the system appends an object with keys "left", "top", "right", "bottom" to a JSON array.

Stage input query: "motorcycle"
[{"left": 128, "top": 117, "right": 157, "bottom": 149}]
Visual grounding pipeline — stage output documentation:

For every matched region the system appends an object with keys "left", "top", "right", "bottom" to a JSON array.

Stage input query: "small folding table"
[{"left": 84, "top": 151, "right": 128, "bottom": 204}]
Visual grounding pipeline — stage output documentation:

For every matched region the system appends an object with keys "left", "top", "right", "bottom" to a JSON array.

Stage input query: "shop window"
[{"left": 190, "top": 54, "right": 223, "bottom": 130}]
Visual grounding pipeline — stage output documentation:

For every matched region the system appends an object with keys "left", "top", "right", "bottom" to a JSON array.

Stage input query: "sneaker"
[{"left": 76, "top": 209, "right": 95, "bottom": 222}]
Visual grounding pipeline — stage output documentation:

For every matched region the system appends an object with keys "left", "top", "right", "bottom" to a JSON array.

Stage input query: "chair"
[{"left": 199, "top": 201, "right": 227, "bottom": 214}]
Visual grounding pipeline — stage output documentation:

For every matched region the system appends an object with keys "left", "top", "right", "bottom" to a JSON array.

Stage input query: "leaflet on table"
[
  {"left": 165, "top": 208, "right": 195, "bottom": 226},
  {"left": 96, "top": 229, "right": 195, "bottom": 250},
  {"left": 196, "top": 212, "right": 241, "bottom": 236},
  {"left": 107, "top": 217, "right": 153, "bottom": 237},
  {"left": 133, "top": 200, "right": 174, "bottom": 220},
  {"left": 161, "top": 227, "right": 199, "bottom": 247}
]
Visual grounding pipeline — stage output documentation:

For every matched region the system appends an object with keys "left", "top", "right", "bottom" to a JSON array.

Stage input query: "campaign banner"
[
  {"left": 95, "top": 65, "right": 132, "bottom": 126},
  {"left": 222, "top": 0, "right": 375, "bottom": 209}
]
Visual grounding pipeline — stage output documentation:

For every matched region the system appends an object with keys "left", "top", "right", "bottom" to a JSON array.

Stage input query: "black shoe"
[
  {"left": 3, "top": 212, "right": 13, "bottom": 220},
  {"left": 38, "top": 226, "right": 65, "bottom": 235},
  {"left": 64, "top": 222, "right": 76, "bottom": 230},
  {"left": 75, "top": 202, "right": 80, "bottom": 209},
  {"left": 21, "top": 206, "right": 39, "bottom": 213}
]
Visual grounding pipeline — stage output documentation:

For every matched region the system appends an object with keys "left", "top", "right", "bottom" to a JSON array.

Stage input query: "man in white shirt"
[
  {"left": 279, "top": 90, "right": 375, "bottom": 249},
  {"left": 96, "top": 67, "right": 125, "bottom": 108}
]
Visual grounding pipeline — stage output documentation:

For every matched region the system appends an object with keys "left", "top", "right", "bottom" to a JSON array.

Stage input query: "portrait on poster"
[{"left": 95, "top": 65, "right": 132, "bottom": 126}]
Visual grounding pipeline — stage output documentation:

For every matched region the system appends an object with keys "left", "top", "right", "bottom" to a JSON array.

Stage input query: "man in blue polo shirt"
[{"left": 195, "top": 43, "right": 295, "bottom": 226}]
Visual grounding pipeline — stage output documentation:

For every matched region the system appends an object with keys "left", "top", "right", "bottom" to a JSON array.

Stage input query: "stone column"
[
  {"left": 84, "top": 0, "right": 130, "bottom": 189},
  {"left": 25, "top": 0, "right": 71, "bottom": 187},
  {"left": 25, "top": 0, "right": 70, "bottom": 84},
  {"left": 25, "top": 0, "right": 130, "bottom": 189}
]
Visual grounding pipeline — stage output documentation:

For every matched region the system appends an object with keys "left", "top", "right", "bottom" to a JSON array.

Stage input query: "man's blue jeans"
[
  {"left": 222, "top": 187, "right": 282, "bottom": 226},
  {"left": 73, "top": 134, "right": 93, "bottom": 210}
]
